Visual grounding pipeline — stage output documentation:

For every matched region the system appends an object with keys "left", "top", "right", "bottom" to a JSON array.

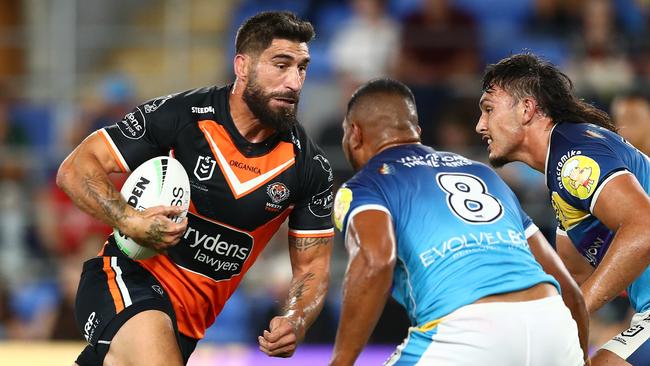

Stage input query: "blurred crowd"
[{"left": 0, "top": 0, "right": 649, "bottom": 354}]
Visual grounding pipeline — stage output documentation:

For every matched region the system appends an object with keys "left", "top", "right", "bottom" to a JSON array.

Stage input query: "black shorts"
[{"left": 74, "top": 250, "right": 197, "bottom": 366}]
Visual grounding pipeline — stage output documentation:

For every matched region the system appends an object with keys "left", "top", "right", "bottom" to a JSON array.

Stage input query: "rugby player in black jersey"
[{"left": 57, "top": 11, "right": 334, "bottom": 366}]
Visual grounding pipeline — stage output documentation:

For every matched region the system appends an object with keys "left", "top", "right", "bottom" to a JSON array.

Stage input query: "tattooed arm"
[
  {"left": 329, "top": 210, "right": 395, "bottom": 366},
  {"left": 56, "top": 132, "right": 186, "bottom": 250},
  {"left": 258, "top": 235, "right": 333, "bottom": 357}
]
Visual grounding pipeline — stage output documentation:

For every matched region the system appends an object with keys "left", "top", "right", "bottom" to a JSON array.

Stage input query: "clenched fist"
[{"left": 258, "top": 316, "right": 300, "bottom": 358}]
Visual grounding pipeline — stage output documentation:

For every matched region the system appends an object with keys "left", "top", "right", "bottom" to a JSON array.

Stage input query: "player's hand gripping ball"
[{"left": 114, "top": 156, "right": 190, "bottom": 259}]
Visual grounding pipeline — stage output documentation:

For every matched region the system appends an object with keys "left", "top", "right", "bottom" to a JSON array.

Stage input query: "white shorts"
[
  {"left": 601, "top": 308, "right": 650, "bottom": 364},
  {"left": 385, "top": 295, "right": 583, "bottom": 366}
]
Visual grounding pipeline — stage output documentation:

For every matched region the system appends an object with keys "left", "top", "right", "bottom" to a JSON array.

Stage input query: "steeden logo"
[{"left": 192, "top": 106, "right": 215, "bottom": 114}]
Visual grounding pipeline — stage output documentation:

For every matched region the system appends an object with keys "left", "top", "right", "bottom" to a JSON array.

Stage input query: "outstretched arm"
[
  {"left": 56, "top": 131, "right": 186, "bottom": 250},
  {"left": 329, "top": 210, "right": 396, "bottom": 366},
  {"left": 584, "top": 173, "right": 650, "bottom": 313},
  {"left": 258, "top": 235, "right": 333, "bottom": 357},
  {"left": 528, "top": 230, "right": 589, "bottom": 363}
]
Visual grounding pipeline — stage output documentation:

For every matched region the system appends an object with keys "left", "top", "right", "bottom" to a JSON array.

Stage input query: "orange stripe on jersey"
[
  {"left": 98, "top": 130, "right": 128, "bottom": 173},
  {"left": 139, "top": 255, "right": 220, "bottom": 338},
  {"left": 198, "top": 120, "right": 295, "bottom": 199},
  {"left": 138, "top": 206, "right": 294, "bottom": 339},
  {"left": 288, "top": 230, "right": 335, "bottom": 238},
  {"left": 102, "top": 257, "right": 125, "bottom": 313}
]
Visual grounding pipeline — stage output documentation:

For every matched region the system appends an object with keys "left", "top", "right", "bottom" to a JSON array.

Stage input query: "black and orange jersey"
[{"left": 98, "top": 84, "right": 334, "bottom": 339}]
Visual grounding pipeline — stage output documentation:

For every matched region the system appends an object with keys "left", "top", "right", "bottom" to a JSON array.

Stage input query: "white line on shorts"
[{"left": 111, "top": 257, "right": 133, "bottom": 307}]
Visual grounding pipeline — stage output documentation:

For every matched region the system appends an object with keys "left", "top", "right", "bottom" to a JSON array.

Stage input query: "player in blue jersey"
[
  {"left": 476, "top": 53, "right": 650, "bottom": 365},
  {"left": 328, "top": 78, "right": 588, "bottom": 366}
]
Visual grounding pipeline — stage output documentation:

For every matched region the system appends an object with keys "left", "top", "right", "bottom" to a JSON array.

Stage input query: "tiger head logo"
[{"left": 267, "top": 182, "right": 290, "bottom": 204}]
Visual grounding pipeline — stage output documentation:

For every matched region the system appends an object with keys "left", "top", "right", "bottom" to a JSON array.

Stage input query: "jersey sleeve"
[
  {"left": 98, "top": 93, "right": 184, "bottom": 172},
  {"left": 287, "top": 148, "right": 335, "bottom": 238},
  {"left": 502, "top": 180, "right": 539, "bottom": 238},
  {"left": 552, "top": 143, "right": 628, "bottom": 213},
  {"left": 518, "top": 206, "right": 539, "bottom": 239},
  {"left": 333, "top": 176, "right": 391, "bottom": 237}
]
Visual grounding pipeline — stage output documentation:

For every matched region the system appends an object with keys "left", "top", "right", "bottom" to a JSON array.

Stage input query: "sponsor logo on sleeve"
[
  {"left": 313, "top": 155, "right": 333, "bottom": 182},
  {"left": 194, "top": 155, "right": 216, "bottom": 181},
  {"left": 559, "top": 155, "right": 600, "bottom": 200},
  {"left": 117, "top": 108, "right": 146, "bottom": 139},
  {"left": 333, "top": 187, "right": 353, "bottom": 231},
  {"left": 583, "top": 236, "right": 607, "bottom": 266},
  {"left": 143, "top": 94, "right": 172, "bottom": 113},
  {"left": 308, "top": 186, "right": 333, "bottom": 218}
]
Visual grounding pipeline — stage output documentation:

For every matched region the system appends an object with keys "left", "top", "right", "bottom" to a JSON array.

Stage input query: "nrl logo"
[
  {"left": 267, "top": 182, "right": 290, "bottom": 204},
  {"left": 194, "top": 155, "right": 216, "bottom": 181}
]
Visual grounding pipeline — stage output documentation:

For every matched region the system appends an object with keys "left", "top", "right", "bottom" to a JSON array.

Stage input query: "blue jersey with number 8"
[{"left": 333, "top": 144, "right": 559, "bottom": 326}]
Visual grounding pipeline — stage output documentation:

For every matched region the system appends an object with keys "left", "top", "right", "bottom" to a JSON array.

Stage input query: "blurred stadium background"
[{"left": 0, "top": 0, "right": 646, "bottom": 364}]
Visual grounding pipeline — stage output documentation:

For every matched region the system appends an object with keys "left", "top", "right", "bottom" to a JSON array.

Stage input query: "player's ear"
[
  {"left": 521, "top": 97, "right": 537, "bottom": 124},
  {"left": 350, "top": 122, "right": 363, "bottom": 149},
  {"left": 233, "top": 54, "right": 249, "bottom": 81}
]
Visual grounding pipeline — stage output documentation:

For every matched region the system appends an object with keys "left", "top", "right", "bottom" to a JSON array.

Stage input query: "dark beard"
[
  {"left": 488, "top": 155, "right": 510, "bottom": 168},
  {"left": 242, "top": 77, "right": 299, "bottom": 134}
]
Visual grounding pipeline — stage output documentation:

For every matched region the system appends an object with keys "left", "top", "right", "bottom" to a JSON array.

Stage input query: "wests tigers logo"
[{"left": 267, "top": 182, "right": 290, "bottom": 204}]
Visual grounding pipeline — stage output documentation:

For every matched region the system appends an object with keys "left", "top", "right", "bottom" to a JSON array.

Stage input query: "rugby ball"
[{"left": 113, "top": 156, "right": 191, "bottom": 259}]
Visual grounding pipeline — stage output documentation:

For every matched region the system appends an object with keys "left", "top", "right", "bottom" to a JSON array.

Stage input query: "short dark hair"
[
  {"left": 347, "top": 78, "right": 416, "bottom": 115},
  {"left": 235, "top": 11, "right": 315, "bottom": 56},
  {"left": 483, "top": 53, "right": 616, "bottom": 132}
]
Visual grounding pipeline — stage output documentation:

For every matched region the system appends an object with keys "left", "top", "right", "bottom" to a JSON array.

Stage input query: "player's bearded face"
[{"left": 243, "top": 69, "right": 299, "bottom": 133}]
